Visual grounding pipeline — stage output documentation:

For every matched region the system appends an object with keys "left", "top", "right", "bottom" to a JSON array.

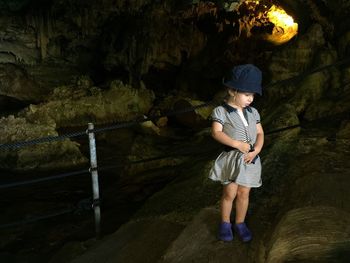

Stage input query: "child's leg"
[
  {"left": 234, "top": 185, "right": 253, "bottom": 242},
  {"left": 235, "top": 185, "right": 251, "bottom": 223},
  {"left": 220, "top": 182, "right": 238, "bottom": 223}
]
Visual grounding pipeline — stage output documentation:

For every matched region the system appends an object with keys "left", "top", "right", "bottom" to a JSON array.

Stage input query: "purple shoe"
[
  {"left": 234, "top": 222, "right": 252, "bottom": 242},
  {"left": 218, "top": 222, "right": 233, "bottom": 241}
]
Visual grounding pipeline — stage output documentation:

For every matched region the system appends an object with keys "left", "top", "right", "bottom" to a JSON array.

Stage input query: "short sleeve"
[
  {"left": 211, "top": 106, "right": 225, "bottom": 125},
  {"left": 251, "top": 107, "right": 261, "bottom": 124}
]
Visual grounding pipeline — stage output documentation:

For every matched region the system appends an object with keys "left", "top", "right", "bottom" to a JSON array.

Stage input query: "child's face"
[{"left": 235, "top": 92, "right": 255, "bottom": 108}]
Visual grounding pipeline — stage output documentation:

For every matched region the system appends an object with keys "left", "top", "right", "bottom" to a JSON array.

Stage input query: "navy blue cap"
[{"left": 223, "top": 64, "right": 262, "bottom": 95}]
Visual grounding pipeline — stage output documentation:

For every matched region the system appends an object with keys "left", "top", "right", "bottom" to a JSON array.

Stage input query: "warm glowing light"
[
  {"left": 267, "top": 6, "right": 295, "bottom": 28},
  {"left": 265, "top": 5, "right": 298, "bottom": 44},
  {"left": 233, "top": 1, "right": 298, "bottom": 44}
]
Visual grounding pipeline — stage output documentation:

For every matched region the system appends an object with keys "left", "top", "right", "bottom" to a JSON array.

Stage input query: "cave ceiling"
[{"left": 0, "top": 0, "right": 349, "bottom": 100}]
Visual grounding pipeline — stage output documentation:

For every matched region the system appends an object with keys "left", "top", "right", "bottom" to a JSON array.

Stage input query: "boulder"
[
  {"left": 0, "top": 63, "right": 46, "bottom": 102},
  {"left": 266, "top": 206, "right": 350, "bottom": 263},
  {"left": 21, "top": 80, "right": 155, "bottom": 128},
  {"left": 0, "top": 115, "right": 87, "bottom": 171}
]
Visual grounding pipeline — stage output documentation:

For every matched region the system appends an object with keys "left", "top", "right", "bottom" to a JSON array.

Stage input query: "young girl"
[{"left": 209, "top": 64, "right": 264, "bottom": 242}]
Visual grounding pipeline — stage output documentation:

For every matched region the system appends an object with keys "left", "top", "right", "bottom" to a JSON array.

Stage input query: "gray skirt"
[{"left": 209, "top": 150, "right": 262, "bottom": 187}]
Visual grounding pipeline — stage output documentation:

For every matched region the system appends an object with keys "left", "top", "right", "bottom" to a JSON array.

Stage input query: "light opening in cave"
[
  {"left": 265, "top": 4, "right": 298, "bottom": 44},
  {"left": 236, "top": 0, "right": 298, "bottom": 45}
]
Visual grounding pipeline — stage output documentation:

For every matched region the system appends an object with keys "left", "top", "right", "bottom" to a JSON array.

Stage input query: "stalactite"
[
  {"left": 39, "top": 13, "right": 48, "bottom": 60},
  {"left": 84, "top": 8, "right": 89, "bottom": 37},
  {"left": 35, "top": 10, "right": 55, "bottom": 61},
  {"left": 47, "top": 11, "right": 53, "bottom": 38}
]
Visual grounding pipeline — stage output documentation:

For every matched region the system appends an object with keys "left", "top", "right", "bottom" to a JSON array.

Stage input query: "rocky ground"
[{"left": 47, "top": 113, "right": 350, "bottom": 263}]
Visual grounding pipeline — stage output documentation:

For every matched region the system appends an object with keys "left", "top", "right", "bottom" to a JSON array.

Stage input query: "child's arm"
[
  {"left": 244, "top": 123, "right": 264, "bottom": 164},
  {"left": 211, "top": 121, "right": 251, "bottom": 153},
  {"left": 253, "top": 123, "right": 264, "bottom": 154}
]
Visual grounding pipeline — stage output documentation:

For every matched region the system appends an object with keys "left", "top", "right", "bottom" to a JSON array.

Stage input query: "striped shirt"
[{"left": 211, "top": 103, "right": 261, "bottom": 144}]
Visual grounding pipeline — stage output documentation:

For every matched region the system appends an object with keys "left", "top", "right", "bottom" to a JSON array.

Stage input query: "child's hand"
[
  {"left": 238, "top": 141, "right": 251, "bottom": 154},
  {"left": 244, "top": 152, "right": 257, "bottom": 164}
]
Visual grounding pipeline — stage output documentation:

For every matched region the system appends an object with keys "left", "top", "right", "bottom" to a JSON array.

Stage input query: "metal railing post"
[{"left": 87, "top": 123, "right": 101, "bottom": 238}]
